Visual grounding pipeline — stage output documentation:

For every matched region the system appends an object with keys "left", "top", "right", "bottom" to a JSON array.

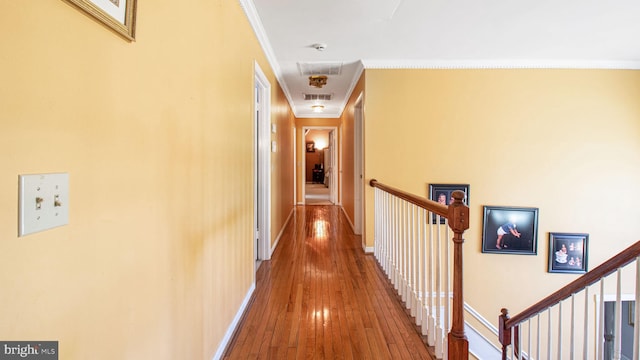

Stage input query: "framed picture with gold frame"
[{"left": 64, "top": 0, "right": 137, "bottom": 40}]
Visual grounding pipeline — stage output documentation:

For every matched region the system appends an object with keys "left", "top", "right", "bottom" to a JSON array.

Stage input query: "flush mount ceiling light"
[
  {"left": 311, "top": 43, "right": 327, "bottom": 51},
  {"left": 311, "top": 105, "right": 325, "bottom": 112},
  {"left": 309, "top": 75, "right": 328, "bottom": 88}
]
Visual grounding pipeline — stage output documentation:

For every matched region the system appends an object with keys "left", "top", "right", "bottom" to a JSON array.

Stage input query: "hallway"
[{"left": 223, "top": 205, "right": 433, "bottom": 359}]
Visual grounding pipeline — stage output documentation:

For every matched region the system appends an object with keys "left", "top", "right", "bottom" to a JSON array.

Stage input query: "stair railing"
[
  {"left": 370, "top": 179, "right": 470, "bottom": 360},
  {"left": 499, "top": 241, "right": 640, "bottom": 360}
]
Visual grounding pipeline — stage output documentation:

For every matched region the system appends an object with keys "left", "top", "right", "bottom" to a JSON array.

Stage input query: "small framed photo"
[
  {"left": 429, "top": 184, "right": 469, "bottom": 206},
  {"left": 482, "top": 206, "right": 539, "bottom": 255},
  {"left": 428, "top": 184, "right": 469, "bottom": 224},
  {"left": 548, "top": 233, "right": 588, "bottom": 274},
  {"left": 306, "top": 141, "right": 315, "bottom": 152}
]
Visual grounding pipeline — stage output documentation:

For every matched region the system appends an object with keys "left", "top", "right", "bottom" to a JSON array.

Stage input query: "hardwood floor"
[{"left": 223, "top": 205, "right": 433, "bottom": 359}]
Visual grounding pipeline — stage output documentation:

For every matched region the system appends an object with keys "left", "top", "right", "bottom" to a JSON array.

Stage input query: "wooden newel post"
[
  {"left": 447, "top": 190, "right": 470, "bottom": 359},
  {"left": 499, "top": 308, "right": 511, "bottom": 360}
]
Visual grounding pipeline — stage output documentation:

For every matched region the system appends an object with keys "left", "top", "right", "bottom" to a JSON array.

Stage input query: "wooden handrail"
[
  {"left": 503, "top": 240, "right": 640, "bottom": 328},
  {"left": 370, "top": 178, "right": 470, "bottom": 359},
  {"left": 369, "top": 179, "right": 448, "bottom": 217}
]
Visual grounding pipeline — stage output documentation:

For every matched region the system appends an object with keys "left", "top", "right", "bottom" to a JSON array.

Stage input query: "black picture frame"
[
  {"left": 428, "top": 184, "right": 469, "bottom": 224},
  {"left": 482, "top": 206, "right": 539, "bottom": 255},
  {"left": 306, "top": 141, "right": 315, "bottom": 152},
  {"left": 548, "top": 232, "right": 589, "bottom": 274}
]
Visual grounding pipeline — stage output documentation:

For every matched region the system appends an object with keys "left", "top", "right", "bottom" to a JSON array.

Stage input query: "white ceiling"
[{"left": 241, "top": 0, "right": 640, "bottom": 118}]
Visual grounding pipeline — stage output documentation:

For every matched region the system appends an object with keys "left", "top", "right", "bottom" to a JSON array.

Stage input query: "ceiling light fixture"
[
  {"left": 309, "top": 75, "right": 328, "bottom": 88},
  {"left": 311, "top": 105, "right": 325, "bottom": 113},
  {"left": 312, "top": 43, "right": 327, "bottom": 51}
]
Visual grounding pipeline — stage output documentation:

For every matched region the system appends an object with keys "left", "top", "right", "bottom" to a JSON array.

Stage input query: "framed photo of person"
[
  {"left": 548, "top": 232, "right": 589, "bottom": 274},
  {"left": 428, "top": 183, "right": 469, "bottom": 224},
  {"left": 482, "top": 206, "right": 539, "bottom": 255},
  {"left": 306, "top": 141, "right": 315, "bottom": 152}
]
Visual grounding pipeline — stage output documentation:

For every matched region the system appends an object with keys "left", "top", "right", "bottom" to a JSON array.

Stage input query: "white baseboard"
[
  {"left": 271, "top": 207, "right": 295, "bottom": 256},
  {"left": 213, "top": 283, "right": 256, "bottom": 360},
  {"left": 363, "top": 245, "right": 374, "bottom": 253}
]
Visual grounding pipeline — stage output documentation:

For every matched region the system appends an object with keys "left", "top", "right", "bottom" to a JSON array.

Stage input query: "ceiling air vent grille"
[
  {"left": 298, "top": 62, "right": 343, "bottom": 76},
  {"left": 304, "top": 93, "right": 333, "bottom": 101}
]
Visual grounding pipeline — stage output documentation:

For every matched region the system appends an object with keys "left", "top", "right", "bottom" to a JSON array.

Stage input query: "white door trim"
[
  {"left": 301, "top": 126, "right": 338, "bottom": 205},
  {"left": 254, "top": 61, "right": 271, "bottom": 262}
]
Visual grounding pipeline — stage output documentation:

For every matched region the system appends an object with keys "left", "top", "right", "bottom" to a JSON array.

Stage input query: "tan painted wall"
[
  {"left": 340, "top": 75, "right": 366, "bottom": 228},
  {"left": 363, "top": 69, "right": 640, "bottom": 325},
  {"left": 0, "top": 1, "right": 293, "bottom": 359},
  {"left": 295, "top": 118, "right": 341, "bottom": 204},
  {"left": 271, "top": 86, "right": 296, "bottom": 246}
]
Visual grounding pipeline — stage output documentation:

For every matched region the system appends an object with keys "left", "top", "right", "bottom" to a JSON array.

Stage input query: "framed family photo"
[
  {"left": 64, "top": 0, "right": 137, "bottom": 40},
  {"left": 548, "top": 232, "right": 589, "bottom": 274},
  {"left": 482, "top": 206, "right": 539, "bottom": 255},
  {"left": 428, "top": 184, "right": 469, "bottom": 224}
]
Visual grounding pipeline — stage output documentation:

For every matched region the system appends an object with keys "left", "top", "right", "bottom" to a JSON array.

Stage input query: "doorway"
[
  {"left": 303, "top": 127, "right": 337, "bottom": 205},
  {"left": 254, "top": 62, "right": 271, "bottom": 268},
  {"left": 603, "top": 299, "right": 636, "bottom": 359}
]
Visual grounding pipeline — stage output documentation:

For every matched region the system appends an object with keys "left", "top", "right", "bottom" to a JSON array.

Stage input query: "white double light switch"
[{"left": 19, "top": 173, "right": 69, "bottom": 236}]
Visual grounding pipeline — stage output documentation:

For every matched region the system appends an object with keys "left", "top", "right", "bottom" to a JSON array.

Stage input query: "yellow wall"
[
  {"left": 364, "top": 69, "right": 640, "bottom": 322},
  {"left": 0, "top": 1, "right": 293, "bottom": 359},
  {"left": 341, "top": 75, "right": 366, "bottom": 228},
  {"left": 271, "top": 86, "right": 295, "bottom": 246}
]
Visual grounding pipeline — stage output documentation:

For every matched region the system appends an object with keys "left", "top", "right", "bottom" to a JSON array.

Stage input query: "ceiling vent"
[
  {"left": 304, "top": 93, "right": 333, "bottom": 101},
  {"left": 298, "top": 62, "right": 343, "bottom": 76}
]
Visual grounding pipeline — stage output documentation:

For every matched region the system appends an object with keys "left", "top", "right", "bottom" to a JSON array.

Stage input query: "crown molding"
[
  {"left": 238, "top": 0, "right": 300, "bottom": 115},
  {"left": 333, "top": 61, "right": 365, "bottom": 118},
  {"left": 361, "top": 59, "right": 640, "bottom": 70}
]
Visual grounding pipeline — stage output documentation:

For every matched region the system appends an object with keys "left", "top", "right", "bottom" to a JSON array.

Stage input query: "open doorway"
[
  {"left": 303, "top": 127, "right": 337, "bottom": 205},
  {"left": 603, "top": 299, "right": 636, "bottom": 360}
]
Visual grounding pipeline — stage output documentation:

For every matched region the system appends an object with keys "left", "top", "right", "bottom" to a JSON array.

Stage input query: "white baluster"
[
  {"left": 615, "top": 269, "right": 622, "bottom": 360},
  {"left": 634, "top": 258, "right": 639, "bottom": 360},
  {"left": 547, "top": 308, "right": 552, "bottom": 360},
  {"left": 421, "top": 208, "right": 429, "bottom": 336},
  {"left": 444, "top": 225, "right": 450, "bottom": 360},
  {"left": 427, "top": 211, "right": 435, "bottom": 345},
  {"left": 584, "top": 287, "right": 589, "bottom": 360},
  {"left": 558, "top": 301, "right": 563, "bottom": 360},
  {"left": 570, "top": 294, "right": 575, "bottom": 360},
  {"left": 402, "top": 201, "right": 408, "bottom": 303},
  {"left": 435, "top": 214, "right": 443, "bottom": 358},
  {"left": 415, "top": 205, "right": 422, "bottom": 327},
  {"left": 393, "top": 196, "right": 400, "bottom": 291},
  {"left": 527, "top": 319, "right": 531, "bottom": 360},
  {"left": 411, "top": 205, "right": 420, "bottom": 325},
  {"left": 536, "top": 313, "right": 541, "bottom": 360}
]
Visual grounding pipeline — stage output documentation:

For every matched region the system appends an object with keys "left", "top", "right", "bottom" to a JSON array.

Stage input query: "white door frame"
[
  {"left": 353, "top": 93, "right": 364, "bottom": 235},
  {"left": 293, "top": 126, "right": 297, "bottom": 204},
  {"left": 254, "top": 62, "right": 271, "bottom": 263},
  {"left": 301, "top": 126, "right": 338, "bottom": 204}
]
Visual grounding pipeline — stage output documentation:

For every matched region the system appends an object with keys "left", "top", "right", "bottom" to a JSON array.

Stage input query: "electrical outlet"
[{"left": 19, "top": 173, "right": 69, "bottom": 236}]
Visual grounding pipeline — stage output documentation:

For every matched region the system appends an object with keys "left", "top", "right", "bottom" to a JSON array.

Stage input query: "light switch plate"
[{"left": 19, "top": 173, "right": 69, "bottom": 236}]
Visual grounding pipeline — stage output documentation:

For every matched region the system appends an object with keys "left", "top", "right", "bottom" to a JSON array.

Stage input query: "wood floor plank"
[{"left": 223, "top": 205, "right": 433, "bottom": 359}]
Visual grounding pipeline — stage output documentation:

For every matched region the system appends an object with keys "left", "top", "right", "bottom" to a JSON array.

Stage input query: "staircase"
[{"left": 370, "top": 179, "right": 640, "bottom": 360}]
